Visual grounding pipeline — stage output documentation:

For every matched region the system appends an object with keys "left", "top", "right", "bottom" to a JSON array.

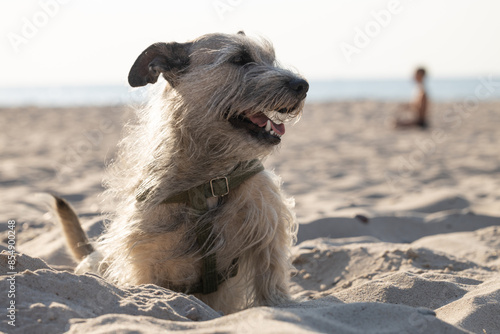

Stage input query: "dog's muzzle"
[{"left": 227, "top": 78, "right": 309, "bottom": 145}]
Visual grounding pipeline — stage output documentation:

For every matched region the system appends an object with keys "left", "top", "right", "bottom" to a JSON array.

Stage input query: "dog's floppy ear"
[{"left": 128, "top": 42, "right": 192, "bottom": 87}]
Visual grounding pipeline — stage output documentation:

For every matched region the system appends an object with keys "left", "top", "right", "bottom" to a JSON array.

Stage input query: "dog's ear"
[{"left": 128, "top": 42, "right": 192, "bottom": 87}]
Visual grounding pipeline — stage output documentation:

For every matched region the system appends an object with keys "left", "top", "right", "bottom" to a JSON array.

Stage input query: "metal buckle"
[{"left": 210, "top": 177, "right": 229, "bottom": 197}]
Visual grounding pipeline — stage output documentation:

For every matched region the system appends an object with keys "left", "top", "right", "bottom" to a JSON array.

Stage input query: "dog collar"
[{"left": 160, "top": 159, "right": 264, "bottom": 211}]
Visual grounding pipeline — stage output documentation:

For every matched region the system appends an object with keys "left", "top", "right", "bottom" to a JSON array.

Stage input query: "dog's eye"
[{"left": 230, "top": 52, "right": 253, "bottom": 66}]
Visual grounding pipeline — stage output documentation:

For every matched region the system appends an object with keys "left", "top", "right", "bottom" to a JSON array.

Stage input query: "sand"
[{"left": 1, "top": 101, "right": 499, "bottom": 333}]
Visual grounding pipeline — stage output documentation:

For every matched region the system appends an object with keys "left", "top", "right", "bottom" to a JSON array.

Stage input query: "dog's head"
[{"left": 128, "top": 31, "right": 308, "bottom": 155}]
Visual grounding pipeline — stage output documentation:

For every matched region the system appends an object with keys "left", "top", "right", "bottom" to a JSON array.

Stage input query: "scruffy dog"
[{"left": 53, "top": 31, "right": 308, "bottom": 314}]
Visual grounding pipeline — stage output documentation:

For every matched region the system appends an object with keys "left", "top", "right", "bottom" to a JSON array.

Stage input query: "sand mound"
[{"left": 0, "top": 251, "right": 479, "bottom": 334}]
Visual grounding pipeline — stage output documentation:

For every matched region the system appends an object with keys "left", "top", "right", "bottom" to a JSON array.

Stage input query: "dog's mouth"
[{"left": 227, "top": 107, "right": 298, "bottom": 145}]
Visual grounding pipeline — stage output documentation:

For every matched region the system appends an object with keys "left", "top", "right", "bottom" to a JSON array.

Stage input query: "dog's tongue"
[{"left": 248, "top": 113, "right": 285, "bottom": 135}]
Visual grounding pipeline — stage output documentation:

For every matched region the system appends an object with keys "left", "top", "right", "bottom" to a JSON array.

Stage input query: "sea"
[{"left": 1, "top": 78, "right": 499, "bottom": 107}]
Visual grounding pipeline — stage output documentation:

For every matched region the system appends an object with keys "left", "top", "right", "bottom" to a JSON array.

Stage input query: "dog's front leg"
[
  {"left": 255, "top": 265, "right": 292, "bottom": 307},
  {"left": 251, "top": 219, "right": 294, "bottom": 307}
]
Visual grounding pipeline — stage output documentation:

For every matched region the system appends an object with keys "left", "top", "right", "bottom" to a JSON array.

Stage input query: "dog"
[{"left": 53, "top": 31, "right": 308, "bottom": 314}]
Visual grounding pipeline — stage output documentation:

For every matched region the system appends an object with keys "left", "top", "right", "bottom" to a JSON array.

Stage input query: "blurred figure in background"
[{"left": 395, "top": 67, "right": 429, "bottom": 129}]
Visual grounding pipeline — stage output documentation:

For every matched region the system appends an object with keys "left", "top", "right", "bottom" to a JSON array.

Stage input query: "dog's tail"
[{"left": 48, "top": 195, "right": 94, "bottom": 261}]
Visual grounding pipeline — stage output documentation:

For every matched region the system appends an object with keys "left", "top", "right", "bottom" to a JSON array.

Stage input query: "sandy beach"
[{"left": 1, "top": 101, "right": 499, "bottom": 333}]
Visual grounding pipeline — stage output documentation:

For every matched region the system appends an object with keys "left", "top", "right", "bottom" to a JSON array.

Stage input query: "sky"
[{"left": 1, "top": 0, "right": 500, "bottom": 87}]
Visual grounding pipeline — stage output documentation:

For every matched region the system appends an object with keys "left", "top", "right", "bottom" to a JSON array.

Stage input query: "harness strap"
[
  {"left": 169, "top": 258, "right": 239, "bottom": 295},
  {"left": 195, "top": 221, "right": 219, "bottom": 294},
  {"left": 137, "top": 159, "right": 264, "bottom": 294}
]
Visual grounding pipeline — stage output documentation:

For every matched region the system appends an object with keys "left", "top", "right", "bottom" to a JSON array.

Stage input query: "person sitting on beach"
[{"left": 395, "top": 67, "right": 428, "bottom": 129}]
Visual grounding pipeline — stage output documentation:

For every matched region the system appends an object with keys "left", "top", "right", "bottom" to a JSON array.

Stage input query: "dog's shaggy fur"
[{"left": 54, "top": 32, "right": 308, "bottom": 314}]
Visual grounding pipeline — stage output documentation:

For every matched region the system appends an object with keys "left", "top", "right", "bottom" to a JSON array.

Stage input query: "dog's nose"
[{"left": 288, "top": 78, "right": 309, "bottom": 99}]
